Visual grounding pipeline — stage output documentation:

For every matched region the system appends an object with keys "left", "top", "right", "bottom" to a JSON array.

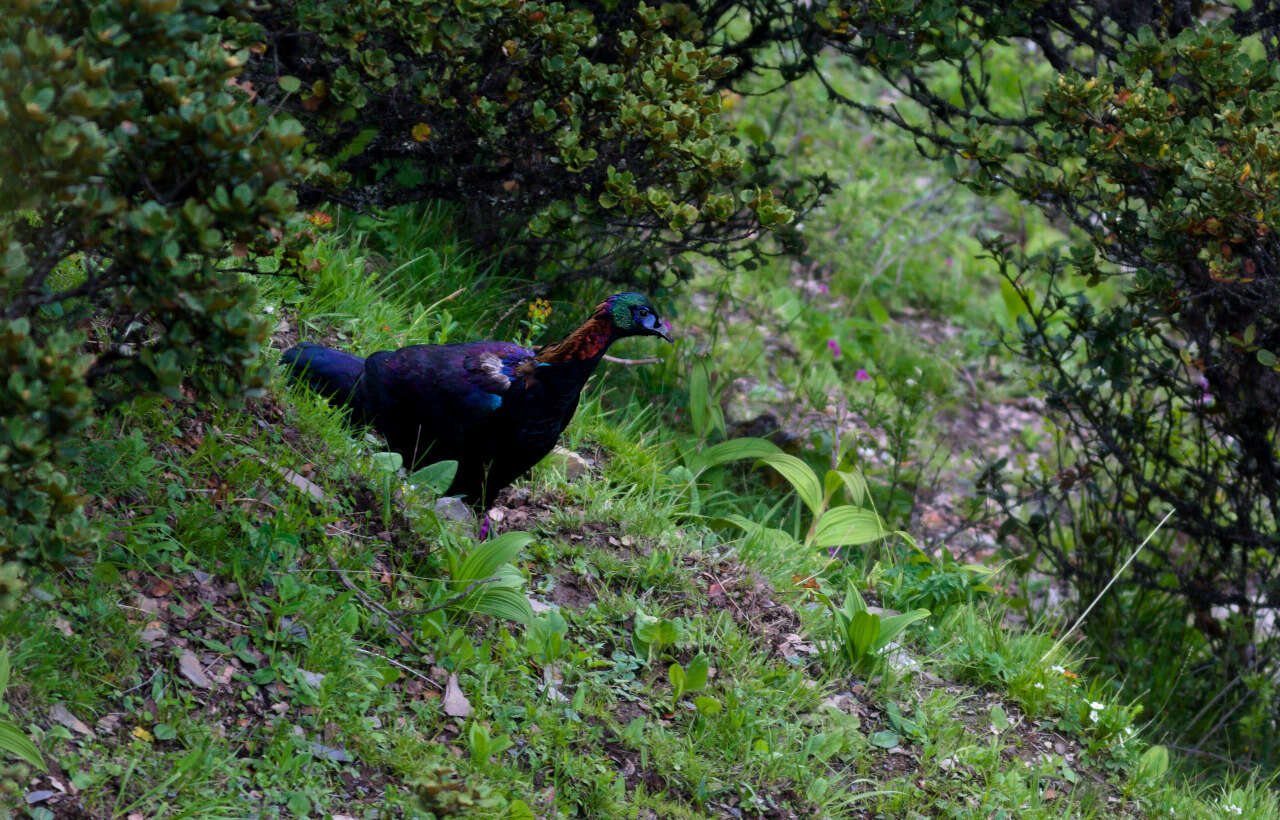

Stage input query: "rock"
[
  {"left": 434, "top": 496, "right": 475, "bottom": 524},
  {"left": 548, "top": 446, "right": 590, "bottom": 481}
]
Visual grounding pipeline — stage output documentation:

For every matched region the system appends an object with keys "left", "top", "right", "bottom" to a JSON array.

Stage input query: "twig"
[
  {"left": 327, "top": 554, "right": 423, "bottom": 653},
  {"left": 1040, "top": 507, "right": 1176, "bottom": 662},
  {"left": 603, "top": 355, "right": 662, "bottom": 366},
  {"left": 353, "top": 647, "right": 442, "bottom": 691},
  {"left": 392, "top": 577, "right": 495, "bottom": 616}
]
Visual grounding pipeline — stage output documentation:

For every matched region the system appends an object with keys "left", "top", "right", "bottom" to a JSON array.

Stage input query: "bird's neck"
[{"left": 534, "top": 312, "right": 616, "bottom": 366}]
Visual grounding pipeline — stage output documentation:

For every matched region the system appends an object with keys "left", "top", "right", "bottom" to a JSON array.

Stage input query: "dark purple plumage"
[{"left": 281, "top": 293, "right": 671, "bottom": 507}]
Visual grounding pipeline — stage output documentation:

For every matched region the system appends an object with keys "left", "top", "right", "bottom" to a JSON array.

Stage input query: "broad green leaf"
[
  {"left": 278, "top": 75, "right": 302, "bottom": 94},
  {"left": 873, "top": 609, "right": 931, "bottom": 652},
  {"left": 840, "top": 580, "right": 868, "bottom": 618},
  {"left": 811, "top": 506, "right": 885, "bottom": 548},
  {"left": 370, "top": 451, "right": 403, "bottom": 473},
  {"left": 830, "top": 468, "right": 868, "bottom": 507},
  {"left": 691, "top": 437, "right": 782, "bottom": 474},
  {"left": 457, "top": 532, "right": 534, "bottom": 583},
  {"left": 865, "top": 296, "right": 890, "bottom": 325},
  {"left": 758, "top": 452, "right": 823, "bottom": 516},
  {"left": 689, "top": 360, "right": 709, "bottom": 438},
  {"left": 668, "top": 663, "right": 685, "bottom": 696},
  {"left": 408, "top": 460, "right": 458, "bottom": 494},
  {"left": 693, "top": 695, "right": 722, "bottom": 716},
  {"left": 849, "top": 610, "right": 879, "bottom": 659},
  {"left": 989, "top": 704, "right": 1009, "bottom": 732},
  {"left": 713, "top": 514, "right": 798, "bottom": 551},
  {"left": 503, "top": 800, "right": 535, "bottom": 820},
  {"left": 0, "top": 720, "right": 44, "bottom": 770},
  {"left": 869, "top": 730, "right": 899, "bottom": 749},
  {"left": 1136, "top": 744, "right": 1169, "bottom": 782},
  {"left": 683, "top": 654, "right": 710, "bottom": 692},
  {"left": 1000, "top": 278, "right": 1028, "bottom": 321},
  {"left": 466, "top": 587, "right": 534, "bottom": 624}
]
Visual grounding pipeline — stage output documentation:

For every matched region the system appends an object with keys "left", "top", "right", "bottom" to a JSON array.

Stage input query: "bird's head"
[{"left": 600, "top": 292, "right": 673, "bottom": 343}]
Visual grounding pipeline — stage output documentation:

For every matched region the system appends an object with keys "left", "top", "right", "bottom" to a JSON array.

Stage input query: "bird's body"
[{"left": 282, "top": 293, "right": 671, "bottom": 507}]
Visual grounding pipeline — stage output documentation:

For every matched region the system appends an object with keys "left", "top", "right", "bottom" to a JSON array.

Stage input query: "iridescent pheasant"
[{"left": 282, "top": 293, "right": 671, "bottom": 507}]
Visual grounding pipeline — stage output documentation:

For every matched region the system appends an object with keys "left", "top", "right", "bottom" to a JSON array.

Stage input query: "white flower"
[
  {"left": 1033, "top": 682, "right": 1045, "bottom": 690},
  {"left": 1223, "top": 805, "right": 1243, "bottom": 815},
  {"left": 264, "top": 304, "right": 276, "bottom": 314},
  {"left": 1089, "top": 710, "right": 1100, "bottom": 723},
  {"left": 1051, "top": 665, "right": 1066, "bottom": 674},
  {"left": 1090, "top": 701, "right": 1106, "bottom": 711}
]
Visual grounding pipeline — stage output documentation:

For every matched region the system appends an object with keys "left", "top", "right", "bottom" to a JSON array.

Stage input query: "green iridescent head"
[{"left": 602, "top": 293, "right": 673, "bottom": 342}]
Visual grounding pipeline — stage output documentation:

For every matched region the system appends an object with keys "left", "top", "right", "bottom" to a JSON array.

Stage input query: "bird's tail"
[{"left": 281, "top": 343, "right": 367, "bottom": 416}]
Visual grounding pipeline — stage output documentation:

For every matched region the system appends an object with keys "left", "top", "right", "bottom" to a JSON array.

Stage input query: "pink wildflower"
[
  {"left": 855, "top": 369, "right": 870, "bottom": 381},
  {"left": 827, "top": 339, "right": 841, "bottom": 359}
]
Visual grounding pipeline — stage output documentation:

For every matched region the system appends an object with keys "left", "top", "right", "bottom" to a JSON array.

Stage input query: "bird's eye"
[{"left": 637, "top": 307, "right": 649, "bottom": 317}]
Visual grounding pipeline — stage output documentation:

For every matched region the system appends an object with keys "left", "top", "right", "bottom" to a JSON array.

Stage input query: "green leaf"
[
  {"left": 713, "top": 514, "right": 798, "bottom": 551},
  {"left": 408, "top": 459, "right": 458, "bottom": 494},
  {"left": 848, "top": 610, "right": 879, "bottom": 659},
  {"left": 0, "top": 647, "right": 9, "bottom": 694},
  {"left": 1000, "top": 278, "right": 1027, "bottom": 321},
  {"left": 278, "top": 75, "right": 302, "bottom": 94},
  {"left": 690, "top": 437, "right": 782, "bottom": 474},
  {"left": 1257, "top": 348, "right": 1277, "bottom": 368},
  {"left": 503, "top": 800, "right": 536, "bottom": 820},
  {"left": 989, "top": 704, "right": 1008, "bottom": 732},
  {"left": 668, "top": 663, "right": 685, "bottom": 697},
  {"left": 811, "top": 506, "right": 885, "bottom": 548},
  {"left": 869, "top": 730, "right": 899, "bottom": 749},
  {"left": 831, "top": 469, "right": 868, "bottom": 507},
  {"left": 457, "top": 532, "right": 533, "bottom": 583},
  {"left": 370, "top": 451, "right": 403, "bottom": 474},
  {"left": 689, "top": 361, "right": 706, "bottom": 437},
  {"left": 466, "top": 587, "right": 534, "bottom": 624},
  {"left": 873, "top": 609, "right": 931, "bottom": 652},
  {"left": 758, "top": 452, "right": 823, "bottom": 517},
  {"left": 865, "top": 296, "right": 891, "bottom": 325},
  {"left": 683, "top": 654, "right": 709, "bottom": 692},
  {"left": 1136, "top": 744, "right": 1169, "bottom": 782},
  {"left": 0, "top": 720, "right": 45, "bottom": 770},
  {"left": 693, "top": 695, "right": 722, "bottom": 715}
]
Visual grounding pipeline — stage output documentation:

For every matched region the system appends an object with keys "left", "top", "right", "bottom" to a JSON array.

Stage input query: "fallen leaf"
[
  {"left": 178, "top": 650, "right": 212, "bottom": 689},
  {"left": 49, "top": 704, "right": 95, "bottom": 737},
  {"left": 443, "top": 673, "right": 472, "bottom": 718},
  {"left": 131, "top": 726, "right": 154, "bottom": 742},
  {"left": 52, "top": 617, "right": 73, "bottom": 637}
]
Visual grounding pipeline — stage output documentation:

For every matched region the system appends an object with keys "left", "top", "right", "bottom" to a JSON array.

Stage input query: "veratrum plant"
[
  {"left": 440, "top": 532, "right": 536, "bottom": 625},
  {"left": 814, "top": 580, "right": 929, "bottom": 673},
  {"left": 688, "top": 436, "right": 889, "bottom": 558}
]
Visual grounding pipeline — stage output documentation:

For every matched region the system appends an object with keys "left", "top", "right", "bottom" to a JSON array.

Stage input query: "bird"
[{"left": 281, "top": 292, "right": 672, "bottom": 508}]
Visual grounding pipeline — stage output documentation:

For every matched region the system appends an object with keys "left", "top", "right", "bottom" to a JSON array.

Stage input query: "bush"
[
  {"left": 975, "top": 21, "right": 1280, "bottom": 765},
  {"left": 240, "top": 0, "right": 820, "bottom": 287},
  {"left": 1, "top": 0, "right": 318, "bottom": 583}
]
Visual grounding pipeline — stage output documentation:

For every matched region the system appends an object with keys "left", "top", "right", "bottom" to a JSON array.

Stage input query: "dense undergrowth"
[{"left": 2, "top": 193, "right": 1276, "bottom": 817}]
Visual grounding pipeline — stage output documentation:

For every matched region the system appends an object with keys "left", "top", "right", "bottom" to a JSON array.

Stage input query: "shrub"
[
  {"left": 975, "top": 21, "right": 1280, "bottom": 764},
  {"left": 240, "top": 0, "right": 819, "bottom": 287},
  {"left": 1, "top": 0, "right": 318, "bottom": 583}
]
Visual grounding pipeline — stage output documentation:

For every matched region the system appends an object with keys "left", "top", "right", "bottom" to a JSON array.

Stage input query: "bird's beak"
[{"left": 654, "top": 320, "right": 673, "bottom": 343}]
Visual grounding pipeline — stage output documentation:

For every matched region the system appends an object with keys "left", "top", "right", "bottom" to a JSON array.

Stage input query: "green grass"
[{"left": 2, "top": 196, "right": 1269, "bottom": 819}]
